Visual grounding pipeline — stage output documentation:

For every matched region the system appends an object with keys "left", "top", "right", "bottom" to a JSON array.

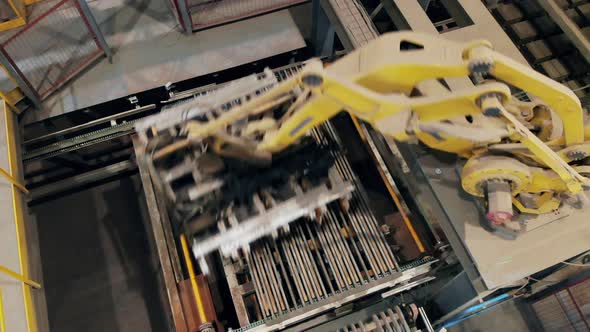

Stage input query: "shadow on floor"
[{"left": 32, "top": 175, "right": 168, "bottom": 332}]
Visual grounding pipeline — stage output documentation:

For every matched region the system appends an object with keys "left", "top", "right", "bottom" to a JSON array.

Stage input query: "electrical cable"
[
  {"left": 560, "top": 261, "right": 590, "bottom": 267},
  {"left": 560, "top": 250, "right": 590, "bottom": 267},
  {"left": 528, "top": 276, "right": 559, "bottom": 284},
  {"left": 511, "top": 278, "right": 530, "bottom": 298}
]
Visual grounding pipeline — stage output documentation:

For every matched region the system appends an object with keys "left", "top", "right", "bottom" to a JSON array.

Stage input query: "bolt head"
[{"left": 301, "top": 74, "right": 323, "bottom": 87}]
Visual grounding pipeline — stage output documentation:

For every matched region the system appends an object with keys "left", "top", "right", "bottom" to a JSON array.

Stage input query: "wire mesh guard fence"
[
  {"left": 532, "top": 278, "right": 590, "bottom": 332},
  {"left": 0, "top": 0, "right": 106, "bottom": 100},
  {"left": 168, "top": 0, "right": 192, "bottom": 32},
  {"left": 187, "top": 0, "right": 307, "bottom": 30}
]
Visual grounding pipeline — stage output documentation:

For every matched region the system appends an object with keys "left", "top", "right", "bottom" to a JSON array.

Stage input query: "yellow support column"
[
  {"left": 0, "top": 289, "right": 5, "bottom": 332},
  {"left": 180, "top": 234, "right": 208, "bottom": 324},
  {"left": 1, "top": 101, "right": 39, "bottom": 332}
]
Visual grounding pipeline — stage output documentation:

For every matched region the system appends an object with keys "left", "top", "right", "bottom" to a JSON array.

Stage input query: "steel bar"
[
  {"left": 253, "top": 247, "right": 278, "bottom": 314},
  {"left": 24, "top": 104, "right": 156, "bottom": 145},
  {"left": 254, "top": 247, "right": 279, "bottom": 314},
  {"left": 331, "top": 212, "right": 364, "bottom": 282},
  {"left": 380, "top": 311, "right": 393, "bottom": 332},
  {"left": 328, "top": 155, "right": 380, "bottom": 276},
  {"left": 314, "top": 221, "right": 346, "bottom": 289},
  {"left": 281, "top": 238, "right": 308, "bottom": 303},
  {"left": 271, "top": 240, "right": 297, "bottom": 307},
  {"left": 248, "top": 251, "right": 272, "bottom": 317},
  {"left": 335, "top": 210, "right": 367, "bottom": 283},
  {"left": 320, "top": 123, "right": 386, "bottom": 275},
  {"left": 0, "top": 167, "right": 28, "bottom": 194},
  {"left": 326, "top": 210, "right": 358, "bottom": 284},
  {"left": 323, "top": 214, "right": 353, "bottom": 286},
  {"left": 326, "top": 210, "right": 359, "bottom": 284},
  {"left": 295, "top": 226, "right": 326, "bottom": 297},
  {"left": 339, "top": 212, "right": 370, "bottom": 282},
  {"left": 281, "top": 238, "right": 307, "bottom": 304},
  {"left": 0, "top": 265, "right": 41, "bottom": 289},
  {"left": 356, "top": 207, "right": 391, "bottom": 274},
  {"left": 265, "top": 243, "right": 290, "bottom": 310},
  {"left": 287, "top": 227, "right": 316, "bottom": 300},
  {"left": 374, "top": 314, "right": 384, "bottom": 332},
  {"left": 418, "top": 307, "right": 434, "bottom": 332},
  {"left": 387, "top": 309, "right": 402, "bottom": 332},
  {"left": 289, "top": 233, "right": 317, "bottom": 300},
  {"left": 330, "top": 137, "right": 395, "bottom": 273},
  {"left": 303, "top": 222, "right": 335, "bottom": 294},
  {"left": 258, "top": 243, "right": 286, "bottom": 312},
  {"left": 395, "top": 306, "right": 411, "bottom": 332},
  {"left": 191, "top": 181, "right": 354, "bottom": 259},
  {"left": 221, "top": 258, "right": 250, "bottom": 326}
]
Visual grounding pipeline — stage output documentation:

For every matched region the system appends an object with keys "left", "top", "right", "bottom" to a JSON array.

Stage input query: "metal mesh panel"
[
  {"left": 188, "top": 0, "right": 307, "bottom": 30},
  {"left": 571, "top": 281, "right": 590, "bottom": 325},
  {"left": 0, "top": 0, "right": 104, "bottom": 99},
  {"left": 533, "top": 296, "right": 577, "bottom": 332},
  {"left": 532, "top": 278, "right": 590, "bottom": 332}
]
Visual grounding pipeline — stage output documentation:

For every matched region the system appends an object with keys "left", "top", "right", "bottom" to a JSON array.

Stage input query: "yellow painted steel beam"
[
  {"left": 0, "top": 0, "right": 26, "bottom": 32},
  {"left": 0, "top": 289, "right": 5, "bottom": 332},
  {"left": 7, "top": 0, "right": 25, "bottom": 17},
  {"left": 0, "top": 167, "right": 29, "bottom": 194},
  {"left": 3, "top": 101, "right": 38, "bottom": 332},
  {"left": 180, "top": 234, "right": 207, "bottom": 324},
  {"left": 0, "top": 17, "right": 26, "bottom": 32},
  {"left": 0, "top": 266, "right": 41, "bottom": 289}
]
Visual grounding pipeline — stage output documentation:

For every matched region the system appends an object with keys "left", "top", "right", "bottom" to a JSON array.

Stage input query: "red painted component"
[{"left": 486, "top": 211, "right": 513, "bottom": 225}]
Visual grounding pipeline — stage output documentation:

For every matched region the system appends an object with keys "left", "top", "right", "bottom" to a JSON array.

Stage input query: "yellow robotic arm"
[{"left": 184, "top": 32, "right": 590, "bottom": 224}]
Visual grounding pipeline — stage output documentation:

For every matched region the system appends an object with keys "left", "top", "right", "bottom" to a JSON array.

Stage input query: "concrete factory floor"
[{"left": 31, "top": 176, "right": 168, "bottom": 332}]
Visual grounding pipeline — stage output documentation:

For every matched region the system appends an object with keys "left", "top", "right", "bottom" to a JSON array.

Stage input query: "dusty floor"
[{"left": 31, "top": 176, "right": 168, "bottom": 332}]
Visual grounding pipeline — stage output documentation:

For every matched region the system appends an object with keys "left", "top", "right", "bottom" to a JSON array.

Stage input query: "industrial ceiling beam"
[
  {"left": 311, "top": 0, "right": 335, "bottom": 56},
  {"left": 537, "top": 0, "right": 590, "bottom": 65},
  {"left": 380, "top": 1, "right": 412, "bottom": 30}
]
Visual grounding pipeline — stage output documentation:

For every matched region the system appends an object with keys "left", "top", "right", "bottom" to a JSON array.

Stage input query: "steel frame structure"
[{"left": 0, "top": 0, "right": 111, "bottom": 111}]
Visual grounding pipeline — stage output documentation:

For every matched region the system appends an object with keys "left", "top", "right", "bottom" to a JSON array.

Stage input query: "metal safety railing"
[
  {"left": 0, "top": 0, "right": 111, "bottom": 110},
  {"left": 168, "top": 0, "right": 192, "bottom": 34}
]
